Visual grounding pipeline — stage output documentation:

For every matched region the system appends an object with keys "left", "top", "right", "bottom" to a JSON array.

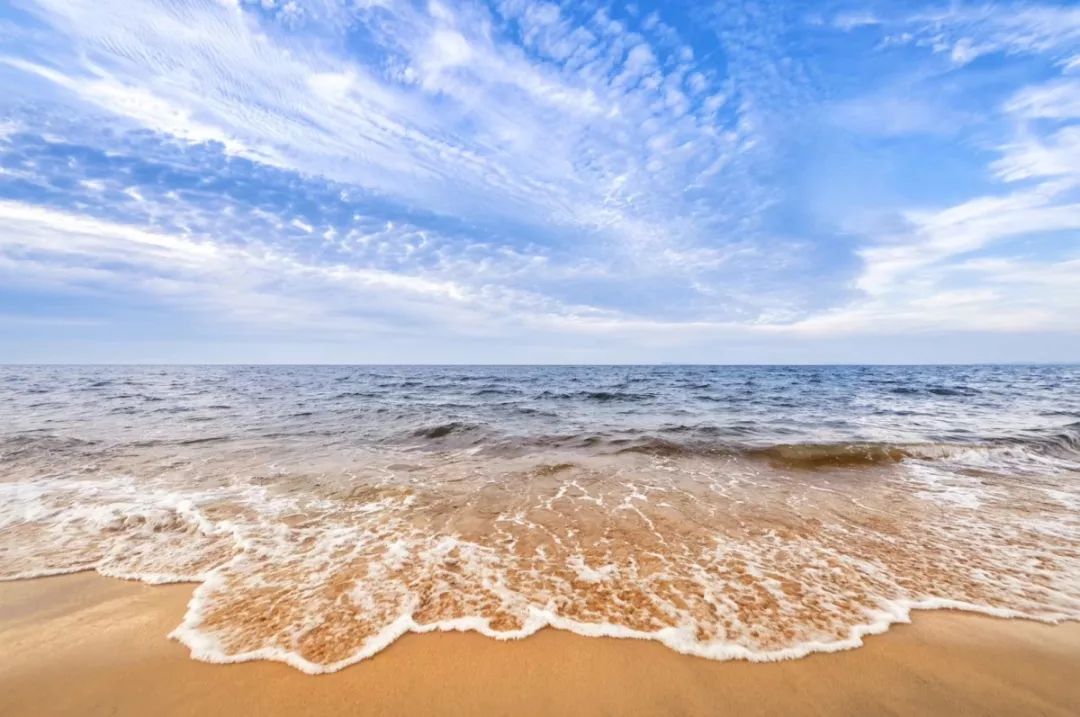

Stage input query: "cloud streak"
[{"left": 0, "top": 0, "right": 1078, "bottom": 361}]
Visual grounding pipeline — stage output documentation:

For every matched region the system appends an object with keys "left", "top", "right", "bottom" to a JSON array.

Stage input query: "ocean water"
[{"left": 1, "top": 364, "right": 1079, "bottom": 672}]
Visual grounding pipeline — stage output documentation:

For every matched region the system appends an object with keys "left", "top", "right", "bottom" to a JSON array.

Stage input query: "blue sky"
[{"left": 0, "top": 0, "right": 1078, "bottom": 363}]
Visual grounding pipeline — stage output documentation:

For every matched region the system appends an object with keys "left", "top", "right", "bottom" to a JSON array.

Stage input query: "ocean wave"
[
  {"left": 0, "top": 434, "right": 102, "bottom": 459},
  {"left": 176, "top": 435, "right": 233, "bottom": 446},
  {"left": 411, "top": 422, "right": 484, "bottom": 440},
  {"left": 888, "top": 385, "right": 979, "bottom": 397},
  {"left": 2, "top": 365, "right": 1080, "bottom": 673},
  {"left": 606, "top": 425, "right": 1080, "bottom": 469},
  {"left": 611, "top": 438, "right": 915, "bottom": 466},
  {"left": 2, "top": 445, "right": 1078, "bottom": 674},
  {"left": 7, "top": 423, "right": 1078, "bottom": 471},
  {"left": 535, "top": 390, "right": 659, "bottom": 402}
]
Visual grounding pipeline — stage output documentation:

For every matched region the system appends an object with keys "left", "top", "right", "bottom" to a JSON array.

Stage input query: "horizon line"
[{"left": 2, "top": 362, "right": 1077, "bottom": 368}]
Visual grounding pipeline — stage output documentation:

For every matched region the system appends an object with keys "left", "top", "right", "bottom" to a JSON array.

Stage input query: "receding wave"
[
  {"left": 614, "top": 438, "right": 977, "bottom": 466},
  {"left": 411, "top": 422, "right": 483, "bottom": 440},
  {"left": 525, "top": 426, "right": 1080, "bottom": 468},
  {"left": 536, "top": 389, "right": 658, "bottom": 402},
  {"left": 1005, "top": 422, "right": 1080, "bottom": 459},
  {"left": 746, "top": 443, "right": 912, "bottom": 468}
]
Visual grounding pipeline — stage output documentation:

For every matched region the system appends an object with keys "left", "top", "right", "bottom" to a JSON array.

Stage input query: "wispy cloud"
[
  {"left": 799, "top": 2, "right": 1080, "bottom": 338},
  {"left": 0, "top": 0, "right": 1078, "bottom": 361},
  {"left": 3, "top": 0, "right": 758, "bottom": 259}
]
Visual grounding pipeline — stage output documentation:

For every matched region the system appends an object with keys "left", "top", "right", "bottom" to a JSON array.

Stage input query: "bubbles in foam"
[{"left": 3, "top": 444, "right": 1079, "bottom": 675}]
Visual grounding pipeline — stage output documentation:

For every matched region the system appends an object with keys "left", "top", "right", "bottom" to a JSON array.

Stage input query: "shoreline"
[{"left": 2, "top": 573, "right": 1079, "bottom": 716}]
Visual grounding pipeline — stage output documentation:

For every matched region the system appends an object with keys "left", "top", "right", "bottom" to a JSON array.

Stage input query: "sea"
[{"left": 1, "top": 364, "right": 1078, "bottom": 673}]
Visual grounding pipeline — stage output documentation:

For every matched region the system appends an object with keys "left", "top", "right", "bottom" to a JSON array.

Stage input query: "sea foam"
[{"left": 3, "top": 445, "right": 1079, "bottom": 674}]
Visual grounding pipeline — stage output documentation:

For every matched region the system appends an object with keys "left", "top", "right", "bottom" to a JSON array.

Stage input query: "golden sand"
[{"left": 1, "top": 572, "right": 1078, "bottom": 716}]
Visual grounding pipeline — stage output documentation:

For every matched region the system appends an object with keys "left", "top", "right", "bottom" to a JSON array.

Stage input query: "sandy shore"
[{"left": 1, "top": 573, "right": 1078, "bottom": 716}]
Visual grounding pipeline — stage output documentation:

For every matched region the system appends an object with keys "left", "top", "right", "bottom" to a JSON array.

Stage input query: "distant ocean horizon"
[
  {"left": 2, "top": 364, "right": 1078, "bottom": 673},
  {"left": 3, "top": 362, "right": 1079, "bottom": 372}
]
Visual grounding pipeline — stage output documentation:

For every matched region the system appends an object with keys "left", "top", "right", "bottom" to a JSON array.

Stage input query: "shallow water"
[{"left": 1, "top": 365, "right": 1078, "bottom": 672}]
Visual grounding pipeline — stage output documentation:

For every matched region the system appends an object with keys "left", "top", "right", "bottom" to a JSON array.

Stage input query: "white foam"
[
  {"left": 165, "top": 581, "right": 1072, "bottom": 675},
  {"left": 567, "top": 554, "right": 618, "bottom": 583},
  {"left": 4, "top": 449, "right": 1080, "bottom": 675}
]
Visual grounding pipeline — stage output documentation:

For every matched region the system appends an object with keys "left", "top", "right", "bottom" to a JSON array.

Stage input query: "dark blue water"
[{"left": 2, "top": 365, "right": 1078, "bottom": 460}]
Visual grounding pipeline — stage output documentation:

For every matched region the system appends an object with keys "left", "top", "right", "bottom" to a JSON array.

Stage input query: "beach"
[
  {"left": 2, "top": 365, "right": 1079, "bottom": 714},
  {"left": 1, "top": 572, "right": 1078, "bottom": 716},
  {"left": 4, "top": 0, "right": 1079, "bottom": 708}
]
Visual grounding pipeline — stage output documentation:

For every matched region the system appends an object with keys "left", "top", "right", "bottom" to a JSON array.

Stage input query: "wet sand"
[{"left": 1, "top": 572, "right": 1078, "bottom": 717}]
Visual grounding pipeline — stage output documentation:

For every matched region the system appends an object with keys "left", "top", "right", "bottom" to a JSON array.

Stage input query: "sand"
[{"left": 1, "top": 573, "right": 1078, "bottom": 716}]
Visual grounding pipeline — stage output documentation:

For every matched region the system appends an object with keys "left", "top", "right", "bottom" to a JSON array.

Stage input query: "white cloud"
[
  {"left": 994, "top": 77, "right": 1080, "bottom": 181},
  {"left": 1, "top": 0, "right": 1078, "bottom": 357},
  {"left": 4, "top": 0, "right": 756, "bottom": 274},
  {"left": 797, "top": 3, "right": 1080, "bottom": 337},
  {"left": 872, "top": 4, "right": 1080, "bottom": 66},
  {"left": 0, "top": 199, "right": 626, "bottom": 336},
  {"left": 0, "top": 200, "right": 465, "bottom": 325},
  {"left": 832, "top": 12, "right": 880, "bottom": 32},
  {"left": 1006, "top": 77, "right": 1080, "bottom": 119}
]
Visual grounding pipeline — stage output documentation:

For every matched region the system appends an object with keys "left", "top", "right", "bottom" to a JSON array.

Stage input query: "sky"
[{"left": 0, "top": 0, "right": 1078, "bottom": 364}]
